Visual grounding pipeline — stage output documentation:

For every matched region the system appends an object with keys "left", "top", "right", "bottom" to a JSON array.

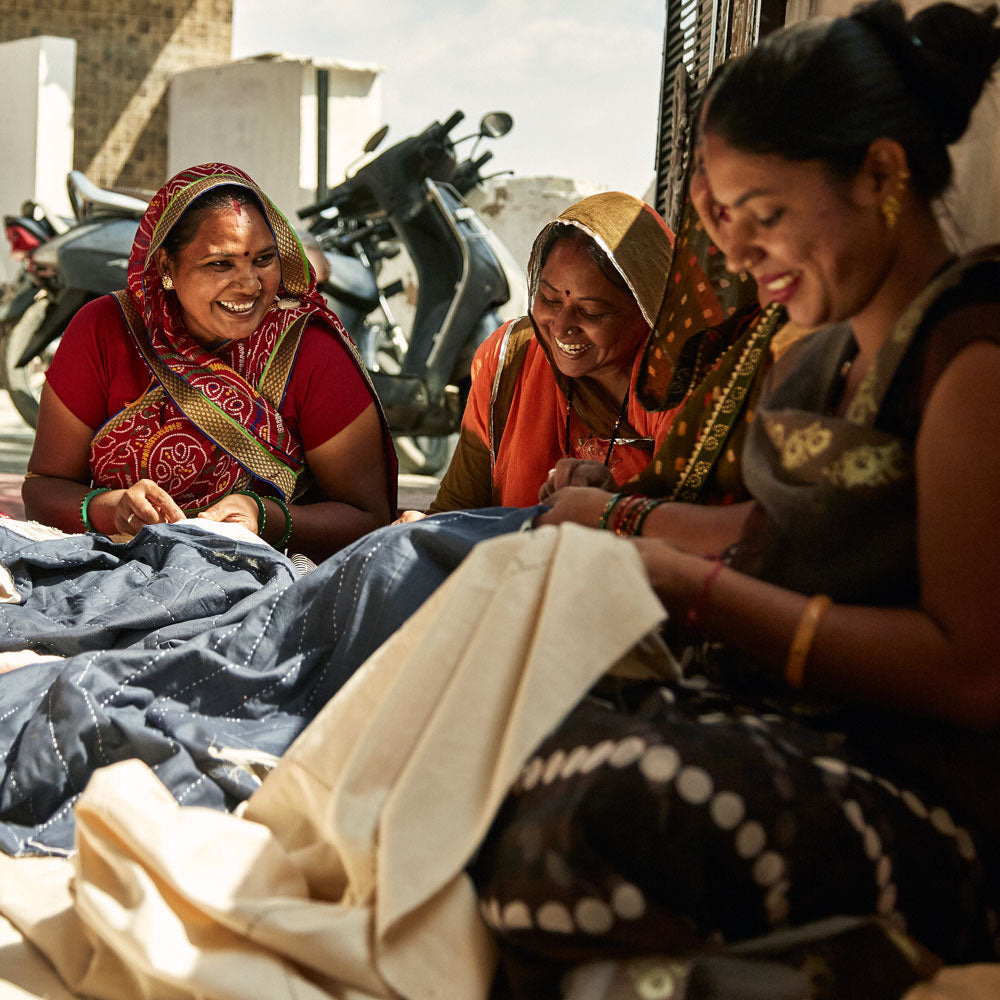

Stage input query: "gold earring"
[
  {"left": 161, "top": 273, "right": 174, "bottom": 290},
  {"left": 880, "top": 195, "right": 901, "bottom": 231},
  {"left": 880, "top": 167, "right": 911, "bottom": 231}
]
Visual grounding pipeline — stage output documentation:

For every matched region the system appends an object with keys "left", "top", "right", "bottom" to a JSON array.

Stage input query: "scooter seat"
[{"left": 324, "top": 252, "right": 379, "bottom": 310}]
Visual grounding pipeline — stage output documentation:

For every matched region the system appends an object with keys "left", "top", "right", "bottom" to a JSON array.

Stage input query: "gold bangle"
[{"left": 785, "top": 594, "right": 832, "bottom": 689}]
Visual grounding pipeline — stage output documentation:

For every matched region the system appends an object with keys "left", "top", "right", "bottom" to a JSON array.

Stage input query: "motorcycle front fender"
[
  {"left": 13, "top": 288, "right": 90, "bottom": 368},
  {"left": 0, "top": 273, "right": 39, "bottom": 325}
]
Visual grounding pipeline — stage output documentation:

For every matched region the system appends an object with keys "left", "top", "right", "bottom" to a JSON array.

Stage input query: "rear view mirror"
[{"left": 479, "top": 112, "right": 513, "bottom": 139}]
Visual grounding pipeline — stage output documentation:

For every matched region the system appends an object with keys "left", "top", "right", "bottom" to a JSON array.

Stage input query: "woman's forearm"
[
  {"left": 22, "top": 475, "right": 94, "bottom": 533},
  {"left": 268, "top": 496, "right": 391, "bottom": 562},
  {"left": 638, "top": 499, "right": 753, "bottom": 556},
  {"left": 643, "top": 543, "right": 999, "bottom": 730}
]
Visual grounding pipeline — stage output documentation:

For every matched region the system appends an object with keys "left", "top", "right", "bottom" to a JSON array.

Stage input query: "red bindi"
[{"left": 232, "top": 198, "right": 242, "bottom": 216}]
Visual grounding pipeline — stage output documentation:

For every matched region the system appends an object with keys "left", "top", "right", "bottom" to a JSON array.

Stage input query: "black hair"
[
  {"left": 536, "top": 222, "right": 629, "bottom": 291},
  {"left": 701, "top": 1, "right": 1000, "bottom": 199},
  {"left": 160, "top": 184, "right": 264, "bottom": 258}
]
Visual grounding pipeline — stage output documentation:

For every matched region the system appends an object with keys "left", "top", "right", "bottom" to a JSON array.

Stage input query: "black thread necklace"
[{"left": 564, "top": 379, "right": 632, "bottom": 467}]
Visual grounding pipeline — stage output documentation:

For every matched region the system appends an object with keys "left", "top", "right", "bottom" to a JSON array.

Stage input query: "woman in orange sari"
[{"left": 424, "top": 191, "right": 675, "bottom": 513}]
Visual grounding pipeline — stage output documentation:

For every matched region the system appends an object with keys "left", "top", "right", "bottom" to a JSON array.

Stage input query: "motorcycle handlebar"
[
  {"left": 439, "top": 110, "right": 464, "bottom": 135},
  {"left": 297, "top": 179, "right": 357, "bottom": 219},
  {"left": 298, "top": 110, "right": 471, "bottom": 221}
]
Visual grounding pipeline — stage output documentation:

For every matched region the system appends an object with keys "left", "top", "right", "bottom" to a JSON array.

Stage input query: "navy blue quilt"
[{"left": 0, "top": 508, "right": 536, "bottom": 855}]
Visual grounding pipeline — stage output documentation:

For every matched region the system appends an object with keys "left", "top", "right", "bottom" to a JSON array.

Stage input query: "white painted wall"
[
  {"left": 466, "top": 174, "right": 611, "bottom": 272},
  {"left": 0, "top": 36, "right": 76, "bottom": 282},
  {"left": 168, "top": 55, "right": 383, "bottom": 223}
]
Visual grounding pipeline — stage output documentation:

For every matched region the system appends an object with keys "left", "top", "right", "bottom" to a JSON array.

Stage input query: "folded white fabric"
[{"left": 0, "top": 524, "right": 666, "bottom": 1000}]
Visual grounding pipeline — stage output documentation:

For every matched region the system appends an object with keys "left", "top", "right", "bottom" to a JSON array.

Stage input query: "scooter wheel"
[
  {"left": 393, "top": 434, "right": 454, "bottom": 477},
  {"left": 2, "top": 297, "right": 52, "bottom": 429}
]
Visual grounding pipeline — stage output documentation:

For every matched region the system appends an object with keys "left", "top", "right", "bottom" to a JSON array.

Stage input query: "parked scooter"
[
  {"left": 0, "top": 172, "right": 146, "bottom": 426},
  {"left": 299, "top": 110, "right": 527, "bottom": 473},
  {"left": 0, "top": 199, "right": 75, "bottom": 423}
]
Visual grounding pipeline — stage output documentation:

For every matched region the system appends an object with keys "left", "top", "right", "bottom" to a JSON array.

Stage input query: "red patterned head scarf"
[{"left": 91, "top": 162, "right": 374, "bottom": 507}]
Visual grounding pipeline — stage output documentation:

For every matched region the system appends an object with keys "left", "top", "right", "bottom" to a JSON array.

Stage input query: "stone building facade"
[{"left": 0, "top": 0, "right": 233, "bottom": 193}]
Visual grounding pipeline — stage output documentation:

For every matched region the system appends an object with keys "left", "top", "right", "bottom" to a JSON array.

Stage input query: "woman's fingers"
[
  {"left": 120, "top": 480, "right": 185, "bottom": 531},
  {"left": 197, "top": 494, "right": 259, "bottom": 532},
  {"left": 393, "top": 510, "right": 427, "bottom": 525},
  {"left": 539, "top": 459, "right": 614, "bottom": 500}
]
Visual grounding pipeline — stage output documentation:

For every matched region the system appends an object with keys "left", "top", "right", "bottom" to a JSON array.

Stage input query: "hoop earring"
[{"left": 161, "top": 273, "right": 174, "bottom": 291}]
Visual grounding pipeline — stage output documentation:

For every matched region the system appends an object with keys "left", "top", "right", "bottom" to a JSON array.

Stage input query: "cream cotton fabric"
[{"left": 0, "top": 523, "right": 666, "bottom": 1000}]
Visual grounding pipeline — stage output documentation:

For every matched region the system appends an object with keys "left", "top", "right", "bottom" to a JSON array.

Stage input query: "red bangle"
[
  {"left": 610, "top": 495, "right": 645, "bottom": 536},
  {"left": 684, "top": 557, "right": 724, "bottom": 629}
]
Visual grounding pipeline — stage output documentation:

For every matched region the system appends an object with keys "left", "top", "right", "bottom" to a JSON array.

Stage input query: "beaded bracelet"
[
  {"left": 684, "top": 557, "right": 724, "bottom": 629},
  {"left": 598, "top": 493, "right": 624, "bottom": 530},
  {"left": 270, "top": 494, "right": 293, "bottom": 550},
  {"left": 80, "top": 487, "right": 111, "bottom": 533},
  {"left": 238, "top": 491, "right": 267, "bottom": 536},
  {"left": 785, "top": 594, "right": 833, "bottom": 689}
]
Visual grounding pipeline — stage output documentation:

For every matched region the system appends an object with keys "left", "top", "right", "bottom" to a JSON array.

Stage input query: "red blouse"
[{"left": 46, "top": 295, "right": 374, "bottom": 452}]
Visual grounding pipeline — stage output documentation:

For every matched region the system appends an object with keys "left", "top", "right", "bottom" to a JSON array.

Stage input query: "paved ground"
[
  {"left": 0, "top": 393, "right": 441, "bottom": 521},
  {"left": 0, "top": 395, "right": 34, "bottom": 518}
]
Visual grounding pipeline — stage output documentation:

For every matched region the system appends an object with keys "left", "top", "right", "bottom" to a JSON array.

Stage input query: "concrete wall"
[
  {"left": 169, "top": 56, "right": 383, "bottom": 223},
  {"left": 0, "top": 36, "right": 76, "bottom": 283},
  {"left": 0, "top": 0, "right": 233, "bottom": 194},
  {"left": 467, "top": 174, "right": 612, "bottom": 272}
]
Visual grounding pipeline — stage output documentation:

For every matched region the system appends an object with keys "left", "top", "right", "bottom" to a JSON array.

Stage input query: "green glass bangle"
[
  {"left": 238, "top": 491, "right": 266, "bottom": 536},
  {"left": 271, "top": 494, "right": 293, "bottom": 550},
  {"left": 80, "top": 487, "right": 111, "bottom": 532},
  {"left": 598, "top": 493, "right": 624, "bottom": 530},
  {"left": 631, "top": 498, "right": 665, "bottom": 537}
]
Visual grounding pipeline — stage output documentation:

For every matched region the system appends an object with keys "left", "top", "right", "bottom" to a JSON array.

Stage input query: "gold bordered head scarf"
[
  {"left": 527, "top": 190, "right": 675, "bottom": 331},
  {"left": 90, "top": 162, "right": 396, "bottom": 509}
]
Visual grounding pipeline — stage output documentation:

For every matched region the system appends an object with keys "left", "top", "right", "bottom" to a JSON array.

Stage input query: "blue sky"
[{"left": 231, "top": 0, "right": 667, "bottom": 197}]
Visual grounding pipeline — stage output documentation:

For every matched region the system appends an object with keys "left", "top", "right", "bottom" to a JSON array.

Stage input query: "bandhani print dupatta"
[
  {"left": 627, "top": 190, "right": 784, "bottom": 505},
  {"left": 89, "top": 163, "right": 377, "bottom": 509}
]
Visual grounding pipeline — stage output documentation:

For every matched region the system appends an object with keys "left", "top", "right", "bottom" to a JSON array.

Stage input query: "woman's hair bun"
[{"left": 851, "top": 0, "right": 1000, "bottom": 144}]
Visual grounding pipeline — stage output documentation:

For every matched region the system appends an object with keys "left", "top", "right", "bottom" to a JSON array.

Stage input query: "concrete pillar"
[
  {"left": 0, "top": 35, "right": 76, "bottom": 281},
  {"left": 167, "top": 55, "right": 383, "bottom": 223}
]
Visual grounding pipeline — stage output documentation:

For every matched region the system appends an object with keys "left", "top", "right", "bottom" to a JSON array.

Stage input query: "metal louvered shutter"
[{"left": 653, "top": 0, "right": 787, "bottom": 227}]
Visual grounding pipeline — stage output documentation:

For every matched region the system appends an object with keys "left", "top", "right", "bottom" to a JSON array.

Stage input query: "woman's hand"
[
  {"left": 110, "top": 480, "right": 186, "bottom": 534},
  {"left": 197, "top": 493, "right": 261, "bottom": 534},
  {"left": 535, "top": 486, "right": 614, "bottom": 528},
  {"left": 538, "top": 458, "right": 616, "bottom": 501},
  {"left": 393, "top": 510, "right": 428, "bottom": 525}
]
